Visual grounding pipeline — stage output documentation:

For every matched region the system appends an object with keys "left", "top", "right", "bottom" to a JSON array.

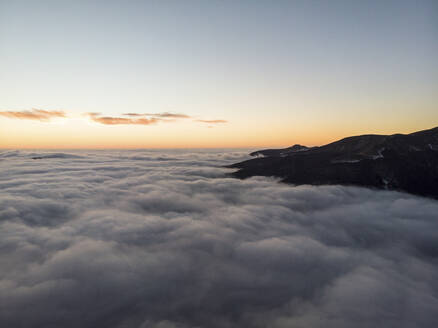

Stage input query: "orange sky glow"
[
  {"left": 1, "top": 109, "right": 436, "bottom": 149},
  {"left": 1, "top": 1, "right": 437, "bottom": 149}
]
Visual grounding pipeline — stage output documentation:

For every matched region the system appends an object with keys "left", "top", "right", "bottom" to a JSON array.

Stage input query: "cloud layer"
[
  {"left": 0, "top": 109, "right": 227, "bottom": 127},
  {"left": 1, "top": 149, "right": 438, "bottom": 328},
  {"left": 0, "top": 109, "right": 66, "bottom": 121}
]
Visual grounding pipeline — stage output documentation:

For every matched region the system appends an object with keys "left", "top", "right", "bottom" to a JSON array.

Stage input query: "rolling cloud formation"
[{"left": 0, "top": 149, "right": 437, "bottom": 328}]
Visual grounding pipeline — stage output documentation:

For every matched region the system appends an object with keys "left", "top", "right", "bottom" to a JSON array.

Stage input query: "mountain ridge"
[{"left": 229, "top": 126, "right": 438, "bottom": 199}]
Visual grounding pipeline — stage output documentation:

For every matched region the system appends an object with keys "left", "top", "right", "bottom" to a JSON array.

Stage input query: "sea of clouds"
[{"left": 1, "top": 149, "right": 438, "bottom": 328}]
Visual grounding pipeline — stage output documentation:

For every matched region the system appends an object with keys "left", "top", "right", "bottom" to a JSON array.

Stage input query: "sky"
[{"left": 0, "top": 0, "right": 437, "bottom": 148}]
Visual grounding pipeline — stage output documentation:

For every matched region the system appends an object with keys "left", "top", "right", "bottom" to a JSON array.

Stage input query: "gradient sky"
[{"left": 1, "top": 0, "right": 437, "bottom": 148}]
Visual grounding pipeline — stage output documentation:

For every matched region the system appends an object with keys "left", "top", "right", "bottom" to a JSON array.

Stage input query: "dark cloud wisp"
[
  {"left": 145, "top": 112, "right": 191, "bottom": 119},
  {"left": 1, "top": 149, "right": 438, "bottom": 328}
]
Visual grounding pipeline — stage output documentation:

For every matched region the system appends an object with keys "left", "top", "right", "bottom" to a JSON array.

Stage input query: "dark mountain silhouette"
[
  {"left": 229, "top": 126, "right": 438, "bottom": 199},
  {"left": 250, "top": 144, "right": 316, "bottom": 157}
]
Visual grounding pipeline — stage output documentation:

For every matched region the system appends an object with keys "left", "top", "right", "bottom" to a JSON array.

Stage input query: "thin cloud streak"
[
  {"left": 197, "top": 119, "right": 228, "bottom": 124},
  {"left": 88, "top": 113, "right": 159, "bottom": 125},
  {"left": 0, "top": 109, "right": 66, "bottom": 121},
  {"left": 146, "top": 112, "right": 191, "bottom": 119},
  {"left": 122, "top": 112, "right": 191, "bottom": 119},
  {"left": 122, "top": 113, "right": 144, "bottom": 117},
  {"left": 89, "top": 112, "right": 227, "bottom": 126}
]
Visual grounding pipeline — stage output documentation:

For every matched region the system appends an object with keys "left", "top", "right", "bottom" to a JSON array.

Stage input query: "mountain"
[
  {"left": 250, "top": 144, "right": 316, "bottom": 157},
  {"left": 229, "top": 127, "right": 438, "bottom": 199}
]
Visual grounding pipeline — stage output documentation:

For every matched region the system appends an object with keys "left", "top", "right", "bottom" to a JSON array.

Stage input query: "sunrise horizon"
[
  {"left": 1, "top": 117, "right": 436, "bottom": 149},
  {"left": 1, "top": 1, "right": 438, "bottom": 327}
]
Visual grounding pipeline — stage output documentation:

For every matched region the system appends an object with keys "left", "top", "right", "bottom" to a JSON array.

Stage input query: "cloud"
[
  {"left": 123, "top": 112, "right": 191, "bottom": 119},
  {"left": 88, "top": 113, "right": 159, "bottom": 125},
  {"left": 89, "top": 112, "right": 226, "bottom": 126},
  {"left": 146, "top": 112, "right": 191, "bottom": 119},
  {"left": 0, "top": 108, "right": 227, "bottom": 127},
  {"left": 1, "top": 149, "right": 438, "bottom": 327},
  {"left": 197, "top": 119, "right": 227, "bottom": 124},
  {"left": 0, "top": 109, "right": 66, "bottom": 121},
  {"left": 122, "top": 113, "right": 144, "bottom": 117}
]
